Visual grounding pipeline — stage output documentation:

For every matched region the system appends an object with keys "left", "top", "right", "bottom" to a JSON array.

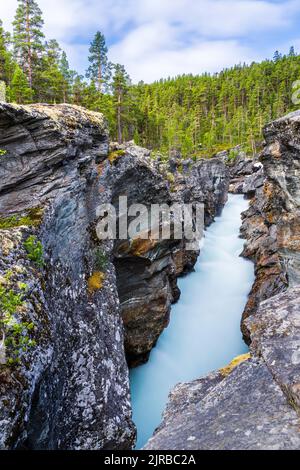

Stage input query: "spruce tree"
[
  {"left": 273, "top": 50, "right": 282, "bottom": 62},
  {"left": 289, "top": 46, "right": 296, "bottom": 57},
  {"left": 13, "top": 0, "right": 45, "bottom": 88},
  {"left": 60, "top": 51, "right": 71, "bottom": 102},
  {"left": 86, "top": 31, "right": 111, "bottom": 92},
  {"left": 8, "top": 64, "right": 32, "bottom": 103}
]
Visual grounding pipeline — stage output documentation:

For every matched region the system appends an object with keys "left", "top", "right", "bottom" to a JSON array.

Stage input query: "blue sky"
[{"left": 2, "top": 0, "right": 300, "bottom": 83}]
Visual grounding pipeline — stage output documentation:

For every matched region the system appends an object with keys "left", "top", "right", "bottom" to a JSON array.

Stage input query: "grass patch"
[
  {"left": 0, "top": 207, "right": 44, "bottom": 230},
  {"left": 108, "top": 149, "right": 125, "bottom": 164}
]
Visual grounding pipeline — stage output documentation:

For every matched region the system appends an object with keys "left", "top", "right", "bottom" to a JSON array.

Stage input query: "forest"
[{"left": 1, "top": 0, "right": 300, "bottom": 157}]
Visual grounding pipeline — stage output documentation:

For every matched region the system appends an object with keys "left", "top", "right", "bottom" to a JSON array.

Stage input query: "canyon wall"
[{"left": 0, "top": 104, "right": 135, "bottom": 449}]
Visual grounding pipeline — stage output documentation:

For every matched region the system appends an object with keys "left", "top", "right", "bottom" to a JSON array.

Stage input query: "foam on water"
[{"left": 130, "top": 194, "right": 255, "bottom": 449}]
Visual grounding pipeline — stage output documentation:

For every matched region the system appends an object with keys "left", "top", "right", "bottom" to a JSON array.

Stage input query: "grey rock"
[
  {"left": 0, "top": 104, "right": 135, "bottom": 450},
  {"left": 145, "top": 358, "right": 300, "bottom": 450}
]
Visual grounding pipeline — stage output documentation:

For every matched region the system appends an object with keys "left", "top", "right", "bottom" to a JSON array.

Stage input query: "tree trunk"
[
  {"left": 98, "top": 62, "right": 102, "bottom": 93},
  {"left": 26, "top": 0, "right": 32, "bottom": 88},
  {"left": 117, "top": 89, "right": 122, "bottom": 143}
]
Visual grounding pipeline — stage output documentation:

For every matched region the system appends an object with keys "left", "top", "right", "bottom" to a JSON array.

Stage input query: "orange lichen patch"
[
  {"left": 269, "top": 141, "right": 281, "bottom": 159},
  {"left": 130, "top": 237, "right": 158, "bottom": 257},
  {"left": 263, "top": 181, "right": 274, "bottom": 199},
  {"left": 87, "top": 271, "right": 105, "bottom": 293},
  {"left": 219, "top": 353, "right": 251, "bottom": 377},
  {"left": 97, "top": 162, "right": 106, "bottom": 176}
]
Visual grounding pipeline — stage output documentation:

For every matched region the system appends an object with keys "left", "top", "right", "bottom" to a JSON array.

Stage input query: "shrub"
[
  {"left": 108, "top": 149, "right": 125, "bottom": 164},
  {"left": 94, "top": 248, "right": 109, "bottom": 272},
  {"left": 24, "top": 236, "right": 44, "bottom": 268},
  {"left": 0, "top": 149, "right": 7, "bottom": 156},
  {"left": 0, "top": 207, "right": 44, "bottom": 230},
  {"left": 0, "top": 280, "right": 36, "bottom": 366}
]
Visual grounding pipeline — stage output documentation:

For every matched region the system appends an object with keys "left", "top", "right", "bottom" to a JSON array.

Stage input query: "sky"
[{"left": 1, "top": 0, "right": 300, "bottom": 83}]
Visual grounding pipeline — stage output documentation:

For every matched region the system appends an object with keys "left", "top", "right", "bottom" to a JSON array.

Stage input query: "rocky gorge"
[{"left": 0, "top": 103, "right": 299, "bottom": 450}]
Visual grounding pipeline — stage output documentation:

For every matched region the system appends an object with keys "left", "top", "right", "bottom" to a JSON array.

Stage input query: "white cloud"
[{"left": 1, "top": 0, "right": 300, "bottom": 82}]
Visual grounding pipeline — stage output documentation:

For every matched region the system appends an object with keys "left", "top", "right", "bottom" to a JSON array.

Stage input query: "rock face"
[
  {"left": 228, "top": 152, "right": 264, "bottom": 197},
  {"left": 241, "top": 110, "right": 300, "bottom": 341},
  {"left": 105, "top": 143, "right": 230, "bottom": 366},
  {"left": 0, "top": 104, "right": 135, "bottom": 449},
  {"left": 145, "top": 288, "right": 300, "bottom": 450}
]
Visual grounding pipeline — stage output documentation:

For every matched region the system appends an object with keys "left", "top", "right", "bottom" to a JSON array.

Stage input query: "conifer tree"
[
  {"left": 13, "top": 0, "right": 45, "bottom": 88},
  {"left": 86, "top": 31, "right": 111, "bottom": 92},
  {"left": 8, "top": 64, "right": 32, "bottom": 103},
  {"left": 37, "top": 39, "right": 64, "bottom": 102},
  {"left": 111, "top": 64, "right": 131, "bottom": 143},
  {"left": 289, "top": 46, "right": 296, "bottom": 57},
  {"left": 0, "top": 20, "right": 13, "bottom": 84}
]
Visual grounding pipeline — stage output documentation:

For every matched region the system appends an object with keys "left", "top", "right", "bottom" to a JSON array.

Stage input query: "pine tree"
[
  {"left": 273, "top": 50, "right": 282, "bottom": 62},
  {"left": 289, "top": 46, "right": 296, "bottom": 57},
  {"left": 111, "top": 64, "right": 131, "bottom": 143},
  {"left": 13, "top": 0, "right": 45, "bottom": 88},
  {"left": 86, "top": 31, "right": 111, "bottom": 92}
]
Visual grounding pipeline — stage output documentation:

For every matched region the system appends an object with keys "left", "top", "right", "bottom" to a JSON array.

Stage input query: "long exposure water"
[{"left": 130, "top": 194, "right": 255, "bottom": 449}]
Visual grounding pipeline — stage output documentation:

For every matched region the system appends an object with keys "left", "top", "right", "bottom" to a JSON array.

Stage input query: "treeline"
[
  {"left": 0, "top": 0, "right": 131, "bottom": 142},
  {"left": 131, "top": 50, "right": 300, "bottom": 156},
  {"left": 1, "top": 0, "right": 300, "bottom": 155}
]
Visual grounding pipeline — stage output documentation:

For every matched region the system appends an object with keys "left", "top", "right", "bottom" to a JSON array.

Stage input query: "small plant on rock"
[
  {"left": 0, "top": 279, "right": 36, "bottom": 366},
  {"left": 94, "top": 248, "right": 109, "bottom": 272},
  {"left": 24, "top": 235, "right": 44, "bottom": 268}
]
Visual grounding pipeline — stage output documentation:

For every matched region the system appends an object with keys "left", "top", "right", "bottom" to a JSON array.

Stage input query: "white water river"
[{"left": 130, "top": 194, "right": 255, "bottom": 449}]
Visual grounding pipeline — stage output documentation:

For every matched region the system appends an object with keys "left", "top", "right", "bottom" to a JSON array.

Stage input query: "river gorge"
[
  {"left": 0, "top": 103, "right": 299, "bottom": 451},
  {"left": 131, "top": 194, "right": 254, "bottom": 448}
]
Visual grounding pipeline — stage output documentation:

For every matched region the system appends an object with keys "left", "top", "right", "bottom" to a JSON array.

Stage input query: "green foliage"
[
  {"left": 111, "top": 63, "right": 132, "bottom": 143},
  {"left": 0, "top": 208, "right": 44, "bottom": 229},
  {"left": 94, "top": 248, "right": 109, "bottom": 272},
  {"left": 24, "top": 235, "right": 44, "bottom": 267},
  {"left": 228, "top": 149, "right": 240, "bottom": 161},
  {"left": 2, "top": 2, "right": 300, "bottom": 155},
  {"left": 0, "top": 149, "right": 7, "bottom": 156},
  {"left": 9, "top": 64, "right": 32, "bottom": 103},
  {"left": 108, "top": 149, "right": 125, "bottom": 163},
  {"left": 86, "top": 31, "right": 111, "bottom": 92},
  {"left": 124, "top": 52, "right": 300, "bottom": 157},
  {"left": 13, "top": 0, "right": 45, "bottom": 88},
  {"left": 0, "top": 278, "right": 36, "bottom": 366}
]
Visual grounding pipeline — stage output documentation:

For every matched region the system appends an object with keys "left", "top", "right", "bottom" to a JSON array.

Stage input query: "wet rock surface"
[
  {"left": 145, "top": 288, "right": 300, "bottom": 450},
  {"left": 0, "top": 104, "right": 135, "bottom": 450},
  {"left": 241, "top": 110, "right": 300, "bottom": 341},
  {"left": 105, "top": 143, "right": 230, "bottom": 366}
]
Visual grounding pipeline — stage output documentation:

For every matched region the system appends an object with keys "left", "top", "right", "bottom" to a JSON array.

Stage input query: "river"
[{"left": 130, "top": 194, "right": 255, "bottom": 449}]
